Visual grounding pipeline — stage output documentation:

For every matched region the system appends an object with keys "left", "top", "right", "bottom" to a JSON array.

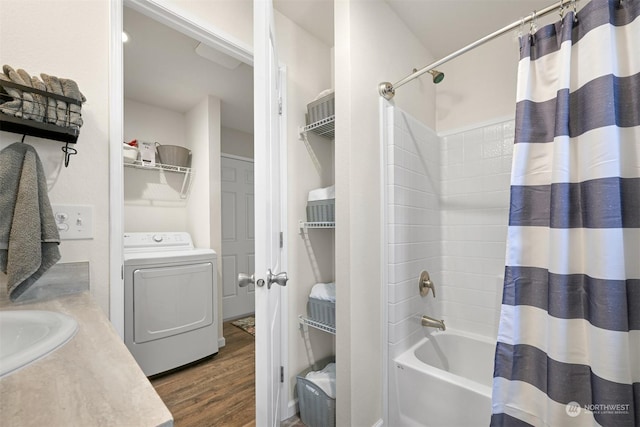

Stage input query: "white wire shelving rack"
[
  {"left": 123, "top": 159, "right": 193, "bottom": 199},
  {"left": 298, "top": 315, "right": 336, "bottom": 335}
]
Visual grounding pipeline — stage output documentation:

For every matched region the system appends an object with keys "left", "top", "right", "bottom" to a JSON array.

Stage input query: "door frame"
[
  {"left": 109, "top": 0, "right": 253, "bottom": 338},
  {"left": 108, "top": 2, "right": 289, "bottom": 416}
]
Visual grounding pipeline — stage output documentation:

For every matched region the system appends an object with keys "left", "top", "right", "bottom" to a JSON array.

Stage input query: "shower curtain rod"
[{"left": 378, "top": 0, "right": 576, "bottom": 100}]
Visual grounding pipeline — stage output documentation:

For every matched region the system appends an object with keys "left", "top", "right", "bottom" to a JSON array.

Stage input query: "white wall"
[
  {"left": 436, "top": 33, "right": 519, "bottom": 133},
  {"left": 188, "top": 95, "right": 223, "bottom": 341},
  {"left": 123, "top": 98, "right": 189, "bottom": 232},
  {"left": 0, "top": 0, "right": 111, "bottom": 313},
  {"left": 221, "top": 127, "right": 253, "bottom": 159},
  {"left": 157, "top": 0, "right": 253, "bottom": 49},
  {"left": 335, "top": 1, "right": 437, "bottom": 425},
  {"left": 185, "top": 95, "right": 220, "bottom": 250}
]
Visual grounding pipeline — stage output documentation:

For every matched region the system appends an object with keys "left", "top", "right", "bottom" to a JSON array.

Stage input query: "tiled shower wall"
[
  {"left": 385, "top": 106, "right": 441, "bottom": 360},
  {"left": 439, "top": 120, "right": 514, "bottom": 337},
  {"left": 385, "top": 105, "right": 515, "bottom": 358}
]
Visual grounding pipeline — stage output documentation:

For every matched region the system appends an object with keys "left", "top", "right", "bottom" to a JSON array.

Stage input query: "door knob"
[
  {"left": 266, "top": 269, "right": 288, "bottom": 289},
  {"left": 238, "top": 273, "right": 255, "bottom": 288}
]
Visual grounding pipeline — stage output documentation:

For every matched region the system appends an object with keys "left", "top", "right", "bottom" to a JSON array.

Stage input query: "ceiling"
[
  {"left": 274, "top": 0, "right": 558, "bottom": 59},
  {"left": 123, "top": 7, "right": 254, "bottom": 133},
  {"left": 123, "top": 1, "right": 561, "bottom": 134}
]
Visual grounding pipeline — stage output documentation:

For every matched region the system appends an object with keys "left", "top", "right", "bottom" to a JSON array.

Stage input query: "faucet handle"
[{"left": 419, "top": 270, "right": 436, "bottom": 298}]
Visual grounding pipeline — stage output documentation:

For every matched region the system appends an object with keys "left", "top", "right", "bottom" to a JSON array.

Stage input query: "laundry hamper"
[{"left": 296, "top": 358, "right": 336, "bottom": 427}]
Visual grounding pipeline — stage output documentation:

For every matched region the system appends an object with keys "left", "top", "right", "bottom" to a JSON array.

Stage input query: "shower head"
[
  {"left": 428, "top": 69, "right": 445, "bottom": 84},
  {"left": 378, "top": 67, "right": 445, "bottom": 100}
]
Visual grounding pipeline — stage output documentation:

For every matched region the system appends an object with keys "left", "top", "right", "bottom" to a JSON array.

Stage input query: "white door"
[
  {"left": 221, "top": 156, "right": 256, "bottom": 320},
  {"left": 254, "top": 0, "right": 287, "bottom": 425}
]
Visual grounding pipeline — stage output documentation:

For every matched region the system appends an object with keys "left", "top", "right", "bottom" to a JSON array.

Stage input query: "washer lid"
[
  {"left": 124, "top": 248, "right": 216, "bottom": 263},
  {"left": 124, "top": 232, "right": 194, "bottom": 253}
]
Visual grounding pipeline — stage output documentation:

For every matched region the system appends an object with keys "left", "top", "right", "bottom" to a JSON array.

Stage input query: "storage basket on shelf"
[
  {"left": 156, "top": 143, "right": 191, "bottom": 168},
  {"left": 307, "top": 282, "right": 335, "bottom": 327},
  {"left": 306, "top": 91, "right": 334, "bottom": 124},
  {"left": 296, "top": 357, "right": 336, "bottom": 427},
  {"left": 306, "top": 199, "right": 335, "bottom": 223},
  {"left": 306, "top": 185, "right": 335, "bottom": 223},
  {"left": 307, "top": 298, "right": 335, "bottom": 327}
]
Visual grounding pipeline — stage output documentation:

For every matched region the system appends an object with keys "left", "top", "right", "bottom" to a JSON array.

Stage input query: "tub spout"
[{"left": 421, "top": 315, "right": 446, "bottom": 331}]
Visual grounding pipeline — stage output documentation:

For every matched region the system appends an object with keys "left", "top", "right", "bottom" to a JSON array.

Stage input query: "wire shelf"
[
  {"left": 124, "top": 159, "right": 193, "bottom": 199},
  {"left": 299, "top": 315, "right": 336, "bottom": 335},
  {"left": 302, "top": 115, "right": 335, "bottom": 139},
  {"left": 123, "top": 159, "right": 191, "bottom": 174},
  {"left": 299, "top": 221, "right": 335, "bottom": 230}
]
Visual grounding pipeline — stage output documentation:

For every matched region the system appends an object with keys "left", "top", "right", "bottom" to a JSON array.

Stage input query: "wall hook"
[{"left": 61, "top": 142, "right": 77, "bottom": 167}]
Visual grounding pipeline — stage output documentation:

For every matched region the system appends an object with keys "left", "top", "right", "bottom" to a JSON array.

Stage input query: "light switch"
[{"left": 51, "top": 205, "right": 93, "bottom": 240}]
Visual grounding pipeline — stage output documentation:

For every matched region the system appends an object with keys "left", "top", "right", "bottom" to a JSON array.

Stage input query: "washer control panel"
[{"left": 123, "top": 232, "right": 194, "bottom": 252}]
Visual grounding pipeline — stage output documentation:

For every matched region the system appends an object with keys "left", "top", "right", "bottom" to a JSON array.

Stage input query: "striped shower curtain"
[{"left": 491, "top": 1, "right": 639, "bottom": 426}]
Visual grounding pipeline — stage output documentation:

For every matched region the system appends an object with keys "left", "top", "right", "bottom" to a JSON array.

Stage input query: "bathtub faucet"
[
  {"left": 421, "top": 315, "right": 446, "bottom": 331},
  {"left": 418, "top": 270, "right": 436, "bottom": 297}
]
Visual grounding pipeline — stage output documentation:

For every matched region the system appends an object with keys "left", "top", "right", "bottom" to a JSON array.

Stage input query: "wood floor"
[{"left": 150, "top": 321, "right": 256, "bottom": 427}]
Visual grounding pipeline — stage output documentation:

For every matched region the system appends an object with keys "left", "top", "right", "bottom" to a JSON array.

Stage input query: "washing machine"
[{"left": 123, "top": 232, "right": 218, "bottom": 376}]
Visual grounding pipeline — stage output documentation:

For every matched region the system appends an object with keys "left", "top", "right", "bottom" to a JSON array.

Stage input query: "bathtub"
[{"left": 392, "top": 329, "right": 496, "bottom": 427}]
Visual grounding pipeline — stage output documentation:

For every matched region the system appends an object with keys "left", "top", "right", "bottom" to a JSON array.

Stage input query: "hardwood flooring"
[{"left": 150, "top": 321, "right": 256, "bottom": 427}]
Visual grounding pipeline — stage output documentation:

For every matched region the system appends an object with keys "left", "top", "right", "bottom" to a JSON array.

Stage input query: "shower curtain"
[{"left": 491, "top": 1, "right": 639, "bottom": 426}]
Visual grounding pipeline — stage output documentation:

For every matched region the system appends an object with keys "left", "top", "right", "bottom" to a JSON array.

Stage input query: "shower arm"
[{"left": 378, "top": 0, "right": 576, "bottom": 100}]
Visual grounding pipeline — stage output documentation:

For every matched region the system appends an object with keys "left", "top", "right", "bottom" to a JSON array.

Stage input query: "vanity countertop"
[{"left": 0, "top": 292, "right": 173, "bottom": 427}]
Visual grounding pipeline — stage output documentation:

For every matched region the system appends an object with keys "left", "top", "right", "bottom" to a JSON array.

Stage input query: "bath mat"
[{"left": 231, "top": 316, "right": 255, "bottom": 336}]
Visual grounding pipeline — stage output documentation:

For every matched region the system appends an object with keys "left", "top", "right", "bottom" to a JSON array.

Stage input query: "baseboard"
[
  {"left": 285, "top": 398, "right": 298, "bottom": 420},
  {"left": 218, "top": 336, "right": 226, "bottom": 348}
]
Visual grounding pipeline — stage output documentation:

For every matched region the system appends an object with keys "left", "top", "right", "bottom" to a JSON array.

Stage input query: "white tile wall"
[
  {"left": 440, "top": 119, "right": 514, "bottom": 337},
  {"left": 384, "top": 106, "right": 515, "bottom": 359},
  {"left": 385, "top": 107, "right": 441, "bottom": 359}
]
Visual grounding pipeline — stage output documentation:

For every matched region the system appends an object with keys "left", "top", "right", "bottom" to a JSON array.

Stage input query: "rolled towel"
[
  {"left": 30, "top": 76, "right": 49, "bottom": 122},
  {"left": 305, "top": 362, "right": 336, "bottom": 399},
  {"left": 37, "top": 73, "right": 57, "bottom": 124},
  {"left": 16, "top": 69, "right": 44, "bottom": 121},
  {"left": 40, "top": 73, "right": 67, "bottom": 127},
  {"left": 0, "top": 74, "right": 23, "bottom": 117},
  {"left": 3, "top": 65, "right": 36, "bottom": 119},
  {"left": 60, "top": 77, "right": 85, "bottom": 128},
  {"left": 313, "top": 89, "right": 333, "bottom": 101},
  {"left": 310, "top": 282, "right": 336, "bottom": 302},
  {"left": 308, "top": 185, "right": 335, "bottom": 202},
  {"left": 1, "top": 65, "right": 38, "bottom": 119}
]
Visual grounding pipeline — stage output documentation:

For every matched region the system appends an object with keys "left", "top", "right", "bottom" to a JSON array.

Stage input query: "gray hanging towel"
[{"left": 0, "top": 142, "right": 61, "bottom": 300}]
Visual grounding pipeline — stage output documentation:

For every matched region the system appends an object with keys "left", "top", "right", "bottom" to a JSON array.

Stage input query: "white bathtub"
[{"left": 392, "top": 329, "right": 496, "bottom": 427}]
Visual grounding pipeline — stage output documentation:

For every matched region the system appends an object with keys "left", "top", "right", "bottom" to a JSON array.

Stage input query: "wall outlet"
[{"left": 51, "top": 204, "right": 93, "bottom": 240}]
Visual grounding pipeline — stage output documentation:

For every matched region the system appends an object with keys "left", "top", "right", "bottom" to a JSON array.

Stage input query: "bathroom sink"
[{"left": 0, "top": 310, "right": 78, "bottom": 378}]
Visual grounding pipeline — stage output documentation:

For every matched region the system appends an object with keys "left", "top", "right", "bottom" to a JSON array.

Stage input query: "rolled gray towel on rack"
[
  {"left": 40, "top": 73, "right": 67, "bottom": 127},
  {"left": 60, "top": 78, "right": 85, "bottom": 128},
  {"left": 2, "top": 65, "right": 36, "bottom": 119},
  {"left": 30, "top": 76, "right": 49, "bottom": 122},
  {"left": 17, "top": 68, "right": 44, "bottom": 122},
  {"left": 0, "top": 74, "right": 23, "bottom": 117}
]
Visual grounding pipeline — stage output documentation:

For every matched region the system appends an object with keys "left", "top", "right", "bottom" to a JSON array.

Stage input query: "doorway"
[
  {"left": 121, "top": 3, "right": 255, "bottom": 320},
  {"left": 110, "top": 1, "right": 291, "bottom": 424}
]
